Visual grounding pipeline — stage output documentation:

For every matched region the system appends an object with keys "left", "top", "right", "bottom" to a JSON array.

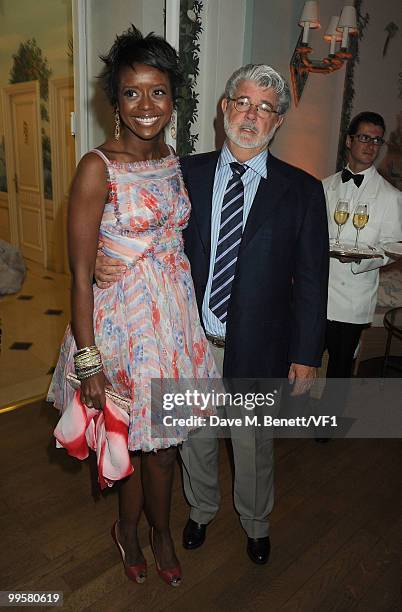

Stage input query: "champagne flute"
[
  {"left": 353, "top": 203, "right": 369, "bottom": 251},
  {"left": 334, "top": 200, "right": 350, "bottom": 246}
]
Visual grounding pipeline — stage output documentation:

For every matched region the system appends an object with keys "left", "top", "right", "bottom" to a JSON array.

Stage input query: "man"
[
  {"left": 323, "top": 111, "right": 402, "bottom": 383},
  {"left": 96, "top": 64, "right": 329, "bottom": 564}
]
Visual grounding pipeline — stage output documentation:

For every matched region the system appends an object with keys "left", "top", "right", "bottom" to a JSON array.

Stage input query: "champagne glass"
[
  {"left": 353, "top": 203, "right": 369, "bottom": 251},
  {"left": 334, "top": 200, "right": 350, "bottom": 246}
]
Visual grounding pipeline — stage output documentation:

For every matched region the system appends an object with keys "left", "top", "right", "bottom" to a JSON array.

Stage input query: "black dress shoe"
[
  {"left": 247, "top": 536, "right": 271, "bottom": 565},
  {"left": 183, "top": 518, "right": 207, "bottom": 550}
]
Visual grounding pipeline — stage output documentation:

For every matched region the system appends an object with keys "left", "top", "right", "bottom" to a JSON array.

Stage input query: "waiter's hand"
[
  {"left": 288, "top": 363, "right": 316, "bottom": 396},
  {"left": 95, "top": 240, "right": 127, "bottom": 288}
]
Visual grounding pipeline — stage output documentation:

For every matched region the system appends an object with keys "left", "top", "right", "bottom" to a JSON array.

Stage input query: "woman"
[{"left": 48, "top": 26, "right": 219, "bottom": 587}]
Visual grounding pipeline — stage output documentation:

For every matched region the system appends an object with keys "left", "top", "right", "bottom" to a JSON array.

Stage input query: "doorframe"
[
  {"left": 164, "top": 0, "right": 180, "bottom": 150},
  {"left": 71, "top": 0, "right": 180, "bottom": 159},
  {"left": 72, "top": 0, "right": 89, "bottom": 161},
  {"left": 1, "top": 80, "right": 47, "bottom": 266},
  {"left": 49, "top": 76, "right": 74, "bottom": 273}
]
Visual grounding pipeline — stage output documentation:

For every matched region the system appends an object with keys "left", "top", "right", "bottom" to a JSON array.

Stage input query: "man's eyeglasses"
[
  {"left": 351, "top": 133, "right": 385, "bottom": 146},
  {"left": 228, "top": 96, "right": 279, "bottom": 118}
]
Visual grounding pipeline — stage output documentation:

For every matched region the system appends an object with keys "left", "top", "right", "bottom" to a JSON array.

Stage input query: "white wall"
[
  {"left": 352, "top": 0, "right": 402, "bottom": 169},
  {"left": 250, "top": 0, "right": 346, "bottom": 179},
  {"left": 72, "top": 0, "right": 165, "bottom": 158},
  {"left": 194, "top": 0, "right": 247, "bottom": 153},
  {"left": 194, "top": 0, "right": 347, "bottom": 178}
]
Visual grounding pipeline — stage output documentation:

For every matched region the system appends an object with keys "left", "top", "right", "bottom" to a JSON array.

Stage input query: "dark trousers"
[
  {"left": 316, "top": 320, "right": 367, "bottom": 428},
  {"left": 325, "top": 319, "right": 368, "bottom": 378},
  {"left": 319, "top": 320, "right": 368, "bottom": 422}
]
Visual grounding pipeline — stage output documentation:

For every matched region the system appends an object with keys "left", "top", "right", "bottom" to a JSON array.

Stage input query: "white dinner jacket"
[{"left": 323, "top": 166, "right": 402, "bottom": 323}]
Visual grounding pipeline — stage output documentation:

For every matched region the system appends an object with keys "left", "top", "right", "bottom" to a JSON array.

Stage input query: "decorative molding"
[
  {"left": 18, "top": 191, "right": 41, "bottom": 205},
  {"left": 45, "top": 198, "right": 54, "bottom": 218},
  {"left": 0, "top": 134, "right": 7, "bottom": 193},
  {"left": 176, "top": 0, "right": 203, "bottom": 156},
  {"left": 164, "top": 0, "right": 180, "bottom": 150},
  {"left": 0, "top": 205, "right": 10, "bottom": 241},
  {"left": 71, "top": 0, "right": 89, "bottom": 160},
  {"left": 336, "top": 1, "right": 369, "bottom": 171},
  {"left": 48, "top": 76, "right": 74, "bottom": 272}
]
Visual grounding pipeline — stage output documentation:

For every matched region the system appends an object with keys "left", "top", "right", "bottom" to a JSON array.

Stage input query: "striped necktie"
[{"left": 209, "top": 162, "right": 247, "bottom": 322}]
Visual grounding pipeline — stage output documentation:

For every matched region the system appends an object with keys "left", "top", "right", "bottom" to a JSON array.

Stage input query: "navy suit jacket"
[{"left": 180, "top": 150, "right": 329, "bottom": 379}]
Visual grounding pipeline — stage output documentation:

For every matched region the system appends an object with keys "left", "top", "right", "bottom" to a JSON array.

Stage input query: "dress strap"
[{"left": 90, "top": 148, "right": 111, "bottom": 165}]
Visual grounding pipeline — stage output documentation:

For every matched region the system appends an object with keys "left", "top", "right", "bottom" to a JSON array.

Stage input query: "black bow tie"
[{"left": 341, "top": 168, "right": 364, "bottom": 188}]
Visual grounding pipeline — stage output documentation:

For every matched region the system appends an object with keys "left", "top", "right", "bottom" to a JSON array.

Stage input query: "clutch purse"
[{"left": 66, "top": 372, "right": 131, "bottom": 413}]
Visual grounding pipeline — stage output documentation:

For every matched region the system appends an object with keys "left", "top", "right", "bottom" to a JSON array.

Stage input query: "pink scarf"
[{"left": 54, "top": 390, "right": 133, "bottom": 489}]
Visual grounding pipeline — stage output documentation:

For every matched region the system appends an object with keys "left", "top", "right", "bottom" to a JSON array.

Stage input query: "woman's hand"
[{"left": 80, "top": 371, "right": 108, "bottom": 410}]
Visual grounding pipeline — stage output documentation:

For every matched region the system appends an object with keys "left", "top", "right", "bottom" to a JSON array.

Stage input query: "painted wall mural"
[
  {"left": 379, "top": 110, "right": 402, "bottom": 190},
  {"left": 382, "top": 22, "right": 399, "bottom": 57},
  {"left": 379, "top": 21, "right": 402, "bottom": 190},
  {"left": 9, "top": 38, "right": 53, "bottom": 198},
  {"left": 0, "top": 0, "right": 73, "bottom": 196}
]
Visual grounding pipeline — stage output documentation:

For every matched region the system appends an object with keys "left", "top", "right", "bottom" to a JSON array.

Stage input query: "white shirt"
[
  {"left": 202, "top": 144, "right": 268, "bottom": 336},
  {"left": 323, "top": 165, "right": 402, "bottom": 323}
]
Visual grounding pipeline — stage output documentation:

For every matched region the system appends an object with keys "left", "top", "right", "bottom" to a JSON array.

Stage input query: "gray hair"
[{"left": 224, "top": 64, "right": 291, "bottom": 115}]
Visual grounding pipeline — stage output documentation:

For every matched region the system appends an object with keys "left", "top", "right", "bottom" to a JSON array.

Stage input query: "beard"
[{"left": 223, "top": 114, "right": 277, "bottom": 150}]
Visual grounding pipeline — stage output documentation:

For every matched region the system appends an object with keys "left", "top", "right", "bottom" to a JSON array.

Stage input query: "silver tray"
[
  {"left": 383, "top": 242, "right": 402, "bottom": 259},
  {"left": 329, "top": 241, "right": 383, "bottom": 260}
]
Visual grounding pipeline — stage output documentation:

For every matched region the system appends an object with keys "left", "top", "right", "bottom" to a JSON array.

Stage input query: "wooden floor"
[{"left": 1, "top": 400, "right": 402, "bottom": 611}]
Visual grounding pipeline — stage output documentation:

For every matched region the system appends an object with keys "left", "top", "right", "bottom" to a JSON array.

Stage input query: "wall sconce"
[{"left": 297, "top": 1, "right": 358, "bottom": 73}]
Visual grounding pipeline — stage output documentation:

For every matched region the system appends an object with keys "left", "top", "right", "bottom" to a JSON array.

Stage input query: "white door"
[
  {"left": 2, "top": 81, "right": 46, "bottom": 265},
  {"left": 49, "top": 77, "right": 75, "bottom": 273}
]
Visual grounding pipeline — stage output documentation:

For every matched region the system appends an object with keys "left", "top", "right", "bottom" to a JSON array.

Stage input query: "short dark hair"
[
  {"left": 99, "top": 25, "right": 183, "bottom": 107},
  {"left": 347, "top": 112, "right": 386, "bottom": 136}
]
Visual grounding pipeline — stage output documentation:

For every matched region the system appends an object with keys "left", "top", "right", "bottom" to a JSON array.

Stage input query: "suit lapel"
[
  {"left": 240, "top": 153, "right": 289, "bottom": 251},
  {"left": 186, "top": 152, "right": 219, "bottom": 260}
]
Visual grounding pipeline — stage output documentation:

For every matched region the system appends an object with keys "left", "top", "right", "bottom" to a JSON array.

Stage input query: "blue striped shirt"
[{"left": 202, "top": 143, "right": 268, "bottom": 337}]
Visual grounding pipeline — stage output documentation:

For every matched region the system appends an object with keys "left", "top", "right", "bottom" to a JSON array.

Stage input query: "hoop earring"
[
  {"left": 114, "top": 108, "right": 120, "bottom": 141},
  {"left": 170, "top": 110, "right": 177, "bottom": 140}
]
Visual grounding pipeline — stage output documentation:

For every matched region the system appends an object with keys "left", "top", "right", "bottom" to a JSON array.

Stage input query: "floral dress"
[{"left": 48, "top": 149, "right": 219, "bottom": 451}]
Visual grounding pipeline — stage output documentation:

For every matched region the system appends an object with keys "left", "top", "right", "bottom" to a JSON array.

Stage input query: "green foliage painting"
[
  {"left": 176, "top": 0, "right": 203, "bottom": 156},
  {"left": 9, "top": 38, "right": 53, "bottom": 198}
]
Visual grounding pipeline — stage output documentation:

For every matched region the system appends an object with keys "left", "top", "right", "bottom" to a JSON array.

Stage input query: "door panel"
[{"left": 2, "top": 81, "right": 46, "bottom": 264}]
